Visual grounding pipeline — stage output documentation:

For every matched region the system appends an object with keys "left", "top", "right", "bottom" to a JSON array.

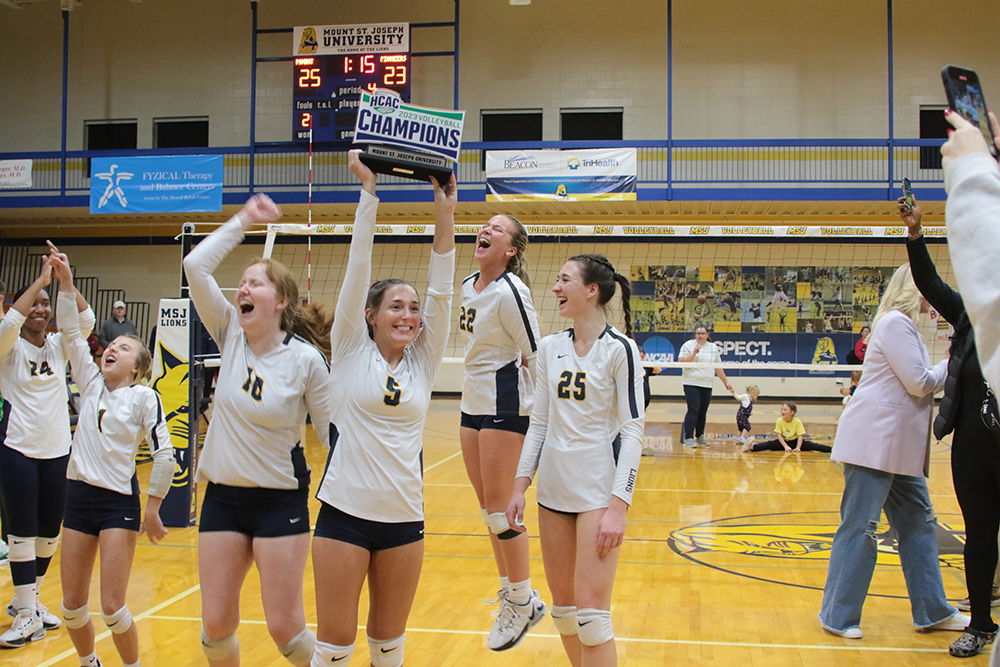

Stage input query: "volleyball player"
[
  {"left": 458, "top": 211, "right": 546, "bottom": 649},
  {"left": 310, "top": 151, "right": 455, "bottom": 667},
  {"left": 0, "top": 247, "right": 95, "bottom": 648},
  {"left": 50, "top": 254, "right": 173, "bottom": 667},
  {"left": 182, "top": 194, "right": 331, "bottom": 667},
  {"left": 507, "top": 254, "right": 645, "bottom": 667}
]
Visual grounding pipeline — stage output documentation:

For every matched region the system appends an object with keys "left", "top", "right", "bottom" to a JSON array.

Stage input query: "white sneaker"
[
  {"left": 734, "top": 436, "right": 745, "bottom": 446},
  {"left": 487, "top": 590, "right": 547, "bottom": 651},
  {"left": 0, "top": 612, "right": 45, "bottom": 648},
  {"left": 682, "top": 438, "right": 698, "bottom": 449},
  {"left": 6, "top": 599, "right": 62, "bottom": 630},
  {"left": 697, "top": 435, "right": 709, "bottom": 447},
  {"left": 823, "top": 625, "right": 863, "bottom": 639},
  {"left": 917, "top": 611, "right": 971, "bottom": 633}
]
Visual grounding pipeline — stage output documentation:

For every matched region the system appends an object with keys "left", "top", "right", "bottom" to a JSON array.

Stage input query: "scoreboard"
[{"left": 293, "top": 54, "right": 411, "bottom": 142}]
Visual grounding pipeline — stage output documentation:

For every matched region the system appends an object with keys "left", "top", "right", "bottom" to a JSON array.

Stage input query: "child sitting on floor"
[
  {"left": 743, "top": 402, "right": 832, "bottom": 453},
  {"left": 730, "top": 384, "right": 760, "bottom": 448}
]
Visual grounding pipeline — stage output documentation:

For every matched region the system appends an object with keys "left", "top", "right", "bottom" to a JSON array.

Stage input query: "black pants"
[
  {"left": 751, "top": 438, "right": 832, "bottom": 453},
  {"left": 682, "top": 385, "right": 713, "bottom": 440},
  {"left": 952, "top": 428, "right": 1000, "bottom": 632}
]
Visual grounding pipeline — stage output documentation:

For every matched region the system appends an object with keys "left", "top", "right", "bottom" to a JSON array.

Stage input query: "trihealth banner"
[
  {"left": 294, "top": 23, "right": 409, "bottom": 56},
  {"left": 0, "top": 159, "right": 32, "bottom": 188},
  {"left": 486, "top": 148, "right": 637, "bottom": 202},
  {"left": 89, "top": 155, "right": 223, "bottom": 214},
  {"left": 354, "top": 89, "right": 465, "bottom": 162}
]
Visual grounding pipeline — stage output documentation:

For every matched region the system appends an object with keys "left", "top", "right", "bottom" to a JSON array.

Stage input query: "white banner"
[
  {"left": 293, "top": 23, "right": 409, "bottom": 56},
  {"left": 0, "top": 159, "right": 32, "bottom": 189},
  {"left": 354, "top": 89, "right": 465, "bottom": 162},
  {"left": 486, "top": 148, "right": 637, "bottom": 201},
  {"left": 267, "top": 222, "right": 947, "bottom": 240}
]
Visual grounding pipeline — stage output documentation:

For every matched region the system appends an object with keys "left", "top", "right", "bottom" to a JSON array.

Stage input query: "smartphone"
[
  {"left": 902, "top": 177, "right": 914, "bottom": 209},
  {"left": 941, "top": 65, "right": 999, "bottom": 159}
]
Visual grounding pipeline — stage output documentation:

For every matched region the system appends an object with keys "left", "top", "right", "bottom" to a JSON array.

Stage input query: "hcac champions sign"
[{"left": 354, "top": 88, "right": 465, "bottom": 182}]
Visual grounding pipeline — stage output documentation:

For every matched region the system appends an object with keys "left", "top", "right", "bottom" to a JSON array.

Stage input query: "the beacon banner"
[
  {"left": 89, "top": 155, "right": 223, "bottom": 214},
  {"left": 354, "top": 89, "right": 465, "bottom": 162},
  {"left": 486, "top": 148, "right": 638, "bottom": 202},
  {"left": 294, "top": 23, "right": 409, "bottom": 56}
]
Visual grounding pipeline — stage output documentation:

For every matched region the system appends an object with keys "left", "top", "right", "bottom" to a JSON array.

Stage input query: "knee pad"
[
  {"left": 577, "top": 608, "right": 613, "bottom": 646},
  {"left": 277, "top": 627, "right": 315, "bottom": 666},
  {"left": 551, "top": 605, "right": 578, "bottom": 636},
  {"left": 102, "top": 604, "right": 133, "bottom": 634},
  {"left": 368, "top": 634, "right": 405, "bottom": 667},
  {"left": 61, "top": 601, "right": 91, "bottom": 630},
  {"left": 201, "top": 627, "right": 239, "bottom": 661},
  {"left": 35, "top": 536, "right": 59, "bottom": 559},
  {"left": 488, "top": 512, "right": 520, "bottom": 540},
  {"left": 7, "top": 536, "right": 34, "bottom": 563},
  {"left": 312, "top": 640, "right": 354, "bottom": 666},
  {"left": 480, "top": 507, "right": 490, "bottom": 527}
]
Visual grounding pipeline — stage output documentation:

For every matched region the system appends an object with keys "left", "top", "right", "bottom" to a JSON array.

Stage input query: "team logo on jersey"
[
  {"left": 151, "top": 345, "right": 188, "bottom": 486},
  {"left": 668, "top": 511, "right": 965, "bottom": 596},
  {"left": 298, "top": 27, "right": 318, "bottom": 54},
  {"left": 811, "top": 336, "right": 838, "bottom": 365}
]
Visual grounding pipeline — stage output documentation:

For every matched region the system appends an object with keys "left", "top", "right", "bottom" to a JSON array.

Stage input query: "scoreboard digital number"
[{"left": 293, "top": 54, "right": 410, "bottom": 142}]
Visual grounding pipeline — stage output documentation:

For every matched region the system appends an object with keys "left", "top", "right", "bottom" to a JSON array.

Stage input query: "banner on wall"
[
  {"left": 0, "top": 159, "right": 32, "bottom": 188},
  {"left": 89, "top": 155, "right": 223, "bottom": 214},
  {"left": 150, "top": 299, "right": 196, "bottom": 527},
  {"left": 486, "top": 148, "right": 638, "bottom": 202},
  {"left": 293, "top": 22, "right": 409, "bottom": 55}
]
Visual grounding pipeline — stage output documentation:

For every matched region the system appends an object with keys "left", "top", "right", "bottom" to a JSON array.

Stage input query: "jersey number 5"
[
  {"left": 556, "top": 370, "right": 586, "bottom": 401},
  {"left": 384, "top": 376, "right": 401, "bottom": 407},
  {"left": 459, "top": 306, "right": 477, "bottom": 334}
]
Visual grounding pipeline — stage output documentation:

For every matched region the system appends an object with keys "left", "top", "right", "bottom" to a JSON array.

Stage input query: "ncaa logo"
[
  {"left": 371, "top": 90, "right": 402, "bottom": 114},
  {"left": 641, "top": 336, "right": 675, "bottom": 363}
]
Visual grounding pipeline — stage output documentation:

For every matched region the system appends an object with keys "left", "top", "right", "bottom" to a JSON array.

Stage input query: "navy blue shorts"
[
  {"left": 314, "top": 503, "right": 423, "bottom": 552},
  {"left": 63, "top": 480, "right": 141, "bottom": 536},
  {"left": 460, "top": 412, "right": 530, "bottom": 435},
  {"left": 538, "top": 502, "right": 579, "bottom": 518},
  {"left": 199, "top": 483, "right": 310, "bottom": 537}
]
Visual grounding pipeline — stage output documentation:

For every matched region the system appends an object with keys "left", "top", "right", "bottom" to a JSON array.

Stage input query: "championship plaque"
[{"left": 353, "top": 89, "right": 465, "bottom": 183}]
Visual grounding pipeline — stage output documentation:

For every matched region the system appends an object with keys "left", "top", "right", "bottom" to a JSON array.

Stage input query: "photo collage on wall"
[{"left": 629, "top": 265, "right": 895, "bottom": 334}]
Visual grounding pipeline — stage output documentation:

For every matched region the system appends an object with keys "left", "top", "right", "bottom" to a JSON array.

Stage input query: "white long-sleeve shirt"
[
  {"left": 517, "top": 325, "right": 645, "bottom": 512},
  {"left": 945, "top": 153, "right": 1000, "bottom": 392},
  {"left": 316, "top": 190, "right": 454, "bottom": 523},
  {"left": 183, "top": 215, "right": 331, "bottom": 489},
  {"left": 0, "top": 298, "right": 94, "bottom": 459}
]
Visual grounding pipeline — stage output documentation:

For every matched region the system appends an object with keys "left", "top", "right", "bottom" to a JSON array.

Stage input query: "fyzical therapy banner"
[
  {"left": 486, "top": 148, "right": 638, "bottom": 202},
  {"left": 89, "top": 155, "right": 223, "bottom": 214}
]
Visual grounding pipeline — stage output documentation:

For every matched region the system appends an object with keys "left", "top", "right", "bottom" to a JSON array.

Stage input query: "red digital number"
[
  {"left": 298, "top": 68, "right": 320, "bottom": 88},
  {"left": 362, "top": 54, "right": 375, "bottom": 74},
  {"left": 343, "top": 57, "right": 353, "bottom": 74}
]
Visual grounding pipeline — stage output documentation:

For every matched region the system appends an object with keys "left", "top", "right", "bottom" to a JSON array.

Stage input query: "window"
[
  {"left": 919, "top": 106, "right": 948, "bottom": 170},
  {"left": 154, "top": 117, "right": 209, "bottom": 149},
  {"left": 560, "top": 108, "right": 623, "bottom": 141},
  {"left": 481, "top": 110, "right": 543, "bottom": 170},
  {"left": 85, "top": 119, "right": 137, "bottom": 176}
]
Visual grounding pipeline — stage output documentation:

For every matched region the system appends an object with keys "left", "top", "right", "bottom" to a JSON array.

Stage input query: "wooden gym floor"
[{"left": 0, "top": 398, "right": 984, "bottom": 666}]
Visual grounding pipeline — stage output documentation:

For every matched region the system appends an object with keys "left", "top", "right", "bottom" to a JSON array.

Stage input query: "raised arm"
[
  {"left": 330, "top": 151, "right": 380, "bottom": 360},
  {"left": 899, "top": 200, "right": 964, "bottom": 324},
  {"left": 413, "top": 173, "right": 457, "bottom": 375},
  {"left": 182, "top": 194, "right": 282, "bottom": 342}
]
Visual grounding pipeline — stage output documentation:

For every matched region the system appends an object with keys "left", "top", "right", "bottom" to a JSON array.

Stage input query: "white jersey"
[
  {"left": 184, "top": 216, "right": 331, "bottom": 490},
  {"left": 517, "top": 325, "right": 645, "bottom": 512},
  {"left": 317, "top": 190, "right": 454, "bottom": 523},
  {"left": 679, "top": 339, "right": 721, "bottom": 388},
  {"left": 0, "top": 301, "right": 95, "bottom": 459},
  {"left": 460, "top": 271, "right": 539, "bottom": 416},
  {"left": 57, "top": 293, "right": 172, "bottom": 496}
]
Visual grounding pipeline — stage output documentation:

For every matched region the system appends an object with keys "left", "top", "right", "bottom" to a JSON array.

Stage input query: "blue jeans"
[{"left": 819, "top": 463, "right": 956, "bottom": 631}]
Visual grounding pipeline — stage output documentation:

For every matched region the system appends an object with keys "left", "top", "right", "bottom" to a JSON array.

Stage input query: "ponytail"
[
  {"left": 293, "top": 302, "right": 334, "bottom": 361},
  {"left": 501, "top": 214, "right": 531, "bottom": 288},
  {"left": 614, "top": 272, "right": 633, "bottom": 338}
]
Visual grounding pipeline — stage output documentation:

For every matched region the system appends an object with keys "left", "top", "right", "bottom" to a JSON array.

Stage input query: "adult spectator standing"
[
  {"left": 678, "top": 326, "right": 732, "bottom": 448},
  {"left": 97, "top": 301, "right": 137, "bottom": 350}
]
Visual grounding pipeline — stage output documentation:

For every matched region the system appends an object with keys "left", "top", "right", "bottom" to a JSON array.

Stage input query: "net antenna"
[{"left": 262, "top": 126, "right": 314, "bottom": 304}]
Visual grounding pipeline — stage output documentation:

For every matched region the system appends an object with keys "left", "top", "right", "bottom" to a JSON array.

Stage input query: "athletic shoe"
[
  {"left": 488, "top": 590, "right": 547, "bottom": 651},
  {"left": 6, "top": 599, "right": 61, "bottom": 630},
  {"left": 949, "top": 627, "right": 996, "bottom": 657},
  {"left": 682, "top": 438, "right": 698, "bottom": 449},
  {"left": 0, "top": 612, "right": 45, "bottom": 648},
  {"left": 697, "top": 435, "right": 709, "bottom": 447},
  {"left": 823, "top": 625, "right": 863, "bottom": 639},
  {"left": 917, "top": 611, "right": 971, "bottom": 633},
  {"left": 641, "top": 447, "right": 655, "bottom": 456},
  {"left": 734, "top": 436, "right": 745, "bottom": 446},
  {"left": 956, "top": 594, "right": 1000, "bottom": 612}
]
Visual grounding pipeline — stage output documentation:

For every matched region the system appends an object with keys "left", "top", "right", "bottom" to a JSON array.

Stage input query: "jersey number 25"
[{"left": 556, "top": 370, "right": 586, "bottom": 401}]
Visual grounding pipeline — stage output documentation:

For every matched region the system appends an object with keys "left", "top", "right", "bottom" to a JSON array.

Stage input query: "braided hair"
[{"left": 567, "top": 254, "right": 633, "bottom": 338}]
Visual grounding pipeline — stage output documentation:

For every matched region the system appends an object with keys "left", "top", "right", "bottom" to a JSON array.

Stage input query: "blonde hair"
[
  {"left": 871, "top": 263, "right": 923, "bottom": 330},
  {"left": 850, "top": 370, "right": 862, "bottom": 385},
  {"left": 501, "top": 215, "right": 531, "bottom": 288},
  {"left": 245, "top": 258, "right": 334, "bottom": 360},
  {"left": 745, "top": 384, "right": 760, "bottom": 395},
  {"left": 121, "top": 334, "right": 151, "bottom": 385}
]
